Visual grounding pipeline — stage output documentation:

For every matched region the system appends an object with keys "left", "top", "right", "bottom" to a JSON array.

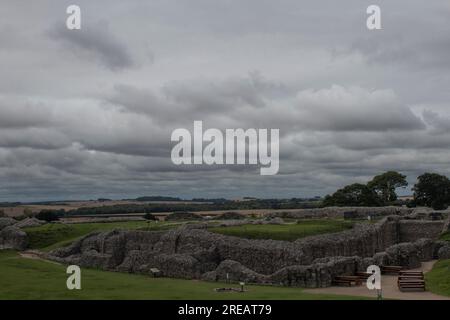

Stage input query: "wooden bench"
[
  {"left": 398, "top": 275, "right": 424, "bottom": 280},
  {"left": 355, "top": 272, "right": 371, "bottom": 280},
  {"left": 381, "top": 265, "right": 403, "bottom": 275},
  {"left": 332, "top": 279, "right": 353, "bottom": 287},
  {"left": 333, "top": 276, "right": 362, "bottom": 286}
]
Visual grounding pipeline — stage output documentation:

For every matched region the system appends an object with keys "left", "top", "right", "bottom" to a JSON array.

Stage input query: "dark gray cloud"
[
  {"left": 422, "top": 110, "right": 450, "bottom": 133},
  {"left": 0, "top": 0, "right": 450, "bottom": 201},
  {"left": 48, "top": 21, "right": 134, "bottom": 71}
]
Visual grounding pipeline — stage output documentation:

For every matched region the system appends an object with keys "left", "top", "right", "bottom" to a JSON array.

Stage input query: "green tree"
[
  {"left": 323, "top": 183, "right": 382, "bottom": 207},
  {"left": 367, "top": 171, "right": 408, "bottom": 204},
  {"left": 413, "top": 173, "right": 450, "bottom": 210},
  {"left": 23, "top": 208, "right": 34, "bottom": 218},
  {"left": 143, "top": 213, "right": 157, "bottom": 230},
  {"left": 36, "top": 210, "right": 62, "bottom": 222}
]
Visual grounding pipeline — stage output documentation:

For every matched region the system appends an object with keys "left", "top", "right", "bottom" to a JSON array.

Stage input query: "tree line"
[{"left": 323, "top": 171, "right": 450, "bottom": 210}]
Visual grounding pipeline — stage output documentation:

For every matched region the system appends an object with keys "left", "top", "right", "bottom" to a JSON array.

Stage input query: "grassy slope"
[
  {"left": 209, "top": 219, "right": 354, "bottom": 241},
  {"left": 425, "top": 259, "right": 450, "bottom": 297},
  {"left": 24, "top": 221, "right": 178, "bottom": 251},
  {"left": 0, "top": 251, "right": 364, "bottom": 300}
]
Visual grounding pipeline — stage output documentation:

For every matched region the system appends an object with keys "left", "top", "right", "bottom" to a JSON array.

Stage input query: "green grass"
[
  {"left": 209, "top": 219, "right": 354, "bottom": 241},
  {"left": 24, "top": 221, "right": 178, "bottom": 251},
  {"left": 425, "top": 259, "right": 450, "bottom": 297},
  {"left": 0, "top": 251, "right": 366, "bottom": 300},
  {"left": 440, "top": 231, "right": 450, "bottom": 242}
]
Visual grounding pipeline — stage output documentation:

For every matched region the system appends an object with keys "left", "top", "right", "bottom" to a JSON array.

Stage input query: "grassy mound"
[
  {"left": 208, "top": 219, "right": 354, "bottom": 241},
  {"left": 24, "top": 221, "right": 176, "bottom": 251},
  {"left": 425, "top": 259, "right": 450, "bottom": 297},
  {"left": 0, "top": 251, "right": 365, "bottom": 300}
]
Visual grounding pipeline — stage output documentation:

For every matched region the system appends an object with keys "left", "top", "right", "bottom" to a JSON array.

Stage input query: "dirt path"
[
  {"left": 304, "top": 260, "right": 450, "bottom": 300},
  {"left": 19, "top": 250, "right": 61, "bottom": 265}
]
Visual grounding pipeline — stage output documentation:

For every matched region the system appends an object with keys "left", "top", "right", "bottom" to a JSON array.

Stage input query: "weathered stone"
[
  {"left": 399, "top": 220, "right": 444, "bottom": 241},
  {"left": 202, "top": 260, "right": 268, "bottom": 284},
  {"left": 373, "top": 252, "right": 389, "bottom": 266},
  {"left": 0, "top": 217, "right": 17, "bottom": 230},
  {"left": 442, "top": 216, "right": 450, "bottom": 234},
  {"left": 216, "top": 212, "right": 246, "bottom": 220},
  {"left": 268, "top": 206, "right": 412, "bottom": 220},
  {"left": 385, "top": 242, "right": 421, "bottom": 268},
  {"left": 438, "top": 244, "right": 450, "bottom": 259},
  {"left": 413, "top": 238, "right": 435, "bottom": 261},
  {"left": 47, "top": 215, "right": 445, "bottom": 288},
  {"left": 432, "top": 241, "right": 448, "bottom": 258},
  {"left": 165, "top": 212, "right": 203, "bottom": 221},
  {"left": 0, "top": 226, "right": 28, "bottom": 250},
  {"left": 14, "top": 218, "right": 46, "bottom": 228}
]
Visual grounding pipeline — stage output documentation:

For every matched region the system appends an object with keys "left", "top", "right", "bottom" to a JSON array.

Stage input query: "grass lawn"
[
  {"left": 425, "top": 259, "right": 450, "bottom": 297},
  {"left": 24, "top": 221, "right": 179, "bottom": 251},
  {"left": 208, "top": 219, "right": 354, "bottom": 241},
  {"left": 0, "top": 251, "right": 366, "bottom": 300}
]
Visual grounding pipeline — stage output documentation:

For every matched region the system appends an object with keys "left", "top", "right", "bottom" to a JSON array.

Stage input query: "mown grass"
[
  {"left": 0, "top": 251, "right": 366, "bottom": 300},
  {"left": 208, "top": 219, "right": 354, "bottom": 241},
  {"left": 24, "top": 221, "right": 178, "bottom": 251},
  {"left": 425, "top": 259, "right": 450, "bottom": 297}
]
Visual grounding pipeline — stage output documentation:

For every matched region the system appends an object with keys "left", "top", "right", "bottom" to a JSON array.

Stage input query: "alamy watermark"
[
  {"left": 66, "top": 265, "right": 81, "bottom": 290},
  {"left": 171, "top": 121, "right": 279, "bottom": 175}
]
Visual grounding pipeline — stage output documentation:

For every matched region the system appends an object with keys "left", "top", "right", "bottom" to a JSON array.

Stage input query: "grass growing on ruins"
[
  {"left": 0, "top": 250, "right": 366, "bottom": 300},
  {"left": 208, "top": 219, "right": 354, "bottom": 241},
  {"left": 440, "top": 232, "right": 450, "bottom": 242},
  {"left": 425, "top": 259, "right": 450, "bottom": 297},
  {"left": 24, "top": 221, "right": 177, "bottom": 251}
]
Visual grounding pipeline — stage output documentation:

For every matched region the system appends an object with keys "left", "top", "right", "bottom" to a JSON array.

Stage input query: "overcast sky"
[{"left": 1, "top": 0, "right": 450, "bottom": 201}]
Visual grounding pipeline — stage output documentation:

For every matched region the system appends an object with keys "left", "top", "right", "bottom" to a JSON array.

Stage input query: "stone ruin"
[
  {"left": 0, "top": 217, "right": 32, "bottom": 250},
  {"left": 47, "top": 214, "right": 450, "bottom": 288},
  {"left": 267, "top": 206, "right": 413, "bottom": 220}
]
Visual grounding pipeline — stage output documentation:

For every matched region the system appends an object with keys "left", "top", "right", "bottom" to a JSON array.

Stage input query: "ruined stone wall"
[
  {"left": 268, "top": 206, "right": 412, "bottom": 219},
  {"left": 0, "top": 218, "right": 28, "bottom": 250},
  {"left": 398, "top": 220, "right": 444, "bottom": 242},
  {"left": 292, "top": 218, "right": 400, "bottom": 265},
  {"left": 47, "top": 216, "right": 446, "bottom": 288},
  {"left": 48, "top": 216, "right": 404, "bottom": 275}
]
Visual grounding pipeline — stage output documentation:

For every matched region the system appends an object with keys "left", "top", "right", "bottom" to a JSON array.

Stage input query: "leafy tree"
[
  {"left": 36, "top": 210, "right": 62, "bottom": 222},
  {"left": 143, "top": 213, "right": 157, "bottom": 230},
  {"left": 413, "top": 173, "right": 450, "bottom": 210},
  {"left": 143, "top": 213, "right": 157, "bottom": 221},
  {"left": 323, "top": 183, "right": 382, "bottom": 207},
  {"left": 23, "top": 208, "right": 34, "bottom": 218},
  {"left": 367, "top": 171, "right": 408, "bottom": 203}
]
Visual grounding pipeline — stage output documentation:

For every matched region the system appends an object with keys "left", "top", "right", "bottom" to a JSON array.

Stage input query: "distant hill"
[{"left": 133, "top": 196, "right": 183, "bottom": 202}]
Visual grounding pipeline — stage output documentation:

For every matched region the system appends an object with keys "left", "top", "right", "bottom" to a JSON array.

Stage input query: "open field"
[
  {"left": 1, "top": 200, "right": 211, "bottom": 217},
  {"left": 0, "top": 251, "right": 365, "bottom": 300},
  {"left": 425, "top": 259, "right": 450, "bottom": 297},
  {"left": 209, "top": 219, "right": 354, "bottom": 241}
]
